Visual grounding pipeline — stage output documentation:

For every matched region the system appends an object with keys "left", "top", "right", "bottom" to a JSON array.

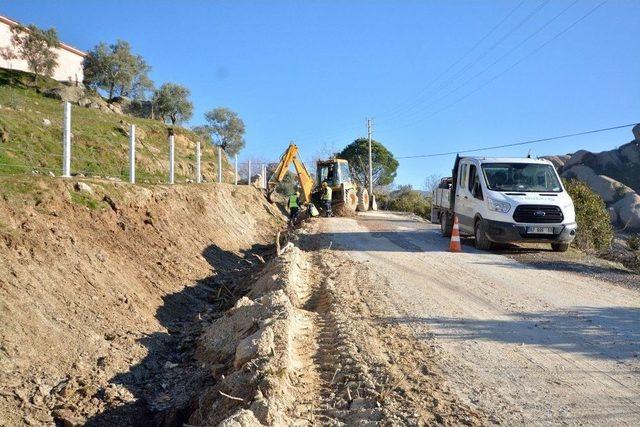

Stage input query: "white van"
[{"left": 431, "top": 156, "right": 577, "bottom": 252}]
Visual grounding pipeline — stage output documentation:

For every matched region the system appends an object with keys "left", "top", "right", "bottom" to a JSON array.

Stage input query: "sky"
[{"left": 2, "top": 0, "right": 639, "bottom": 187}]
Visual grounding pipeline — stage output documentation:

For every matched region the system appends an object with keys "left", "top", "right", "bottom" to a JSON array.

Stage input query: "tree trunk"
[{"left": 108, "top": 82, "right": 115, "bottom": 100}]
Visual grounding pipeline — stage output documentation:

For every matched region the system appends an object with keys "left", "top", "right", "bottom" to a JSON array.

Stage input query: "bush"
[
  {"left": 627, "top": 234, "right": 640, "bottom": 251},
  {"left": 563, "top": 178, "right": 614, "bottom": 251},
  {"left": 379, "top": 186, "right": 432, "bottom": 219}
]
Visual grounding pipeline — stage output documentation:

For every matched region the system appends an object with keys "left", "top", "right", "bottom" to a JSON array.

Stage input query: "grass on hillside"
[{"left": 0, "top": 69, "right": 230, "bottom": 184}]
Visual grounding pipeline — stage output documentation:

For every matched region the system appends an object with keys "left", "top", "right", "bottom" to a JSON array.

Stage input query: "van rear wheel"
[
  {"left": 474, "top": 219, "right": 494, "bottom": 251},
  {"left": 440, "top": 214, "right": 452, "bottom": 237}
]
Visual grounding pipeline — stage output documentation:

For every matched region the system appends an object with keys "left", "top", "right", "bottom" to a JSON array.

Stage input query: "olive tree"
[
  {"left": 8, "top": 24, "right": 60, "bottom": 85},
  {"left": 202, "top": 107, "right": 246, "bottom": 156},
  {"left": 152, "top": 83, "right": 193, "bottom": 125}
]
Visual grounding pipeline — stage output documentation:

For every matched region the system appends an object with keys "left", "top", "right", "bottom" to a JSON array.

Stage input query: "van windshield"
[{"left": 481, "top": 163, "right": 562, "bottom": 192}]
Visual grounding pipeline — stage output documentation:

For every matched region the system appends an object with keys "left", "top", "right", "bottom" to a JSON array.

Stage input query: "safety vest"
[
  {"left": 322, "top": 186, "right": 332, "bottom": 201},
  {"left": 288, "top": 195, "right": 299, "bottom": 208}
]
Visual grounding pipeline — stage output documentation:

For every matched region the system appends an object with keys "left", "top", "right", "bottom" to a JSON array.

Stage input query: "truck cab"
[{"left": 432, "top": 156, "right": 577, "bottom": 252}]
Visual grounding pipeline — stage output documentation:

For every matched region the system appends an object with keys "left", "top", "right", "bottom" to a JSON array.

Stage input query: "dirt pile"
[
  {"left": 189, "top": 245, "right": 312, "bottom": 426},
  {"left": 0, "top": 177, "right": 284, "bottom": 426}
]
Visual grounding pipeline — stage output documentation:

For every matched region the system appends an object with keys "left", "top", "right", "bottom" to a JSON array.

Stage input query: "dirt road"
[{"left": 318, "top": 211, "right": 640, "bottom": 425}]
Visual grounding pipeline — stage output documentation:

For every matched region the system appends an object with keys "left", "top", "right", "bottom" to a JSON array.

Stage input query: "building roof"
[{"left": 0, "top": 14, "right": 86, "bottom": 57}]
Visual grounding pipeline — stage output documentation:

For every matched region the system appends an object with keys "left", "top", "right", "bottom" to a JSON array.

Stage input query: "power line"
[
  {"left": 381, "top": 0, "right": 610, "bottom": 133},
  {"left": 396, "top": 122, "right": 638, "bottom": 159}
]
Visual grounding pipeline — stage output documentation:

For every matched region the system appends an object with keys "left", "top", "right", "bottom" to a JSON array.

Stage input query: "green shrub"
[
  {"left": 627, "top": 234, "right": 640, "bottom": 251},
  {"left": 563, "top": 178, "right": 614, "bottom": 251},
  {"left": 380, "top": 186, "right": 432, "bottom": 219}
]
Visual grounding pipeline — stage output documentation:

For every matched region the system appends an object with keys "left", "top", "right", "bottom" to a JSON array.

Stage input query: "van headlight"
[{"left": 488, "top": 197, "right": 511, "bottom": 213}]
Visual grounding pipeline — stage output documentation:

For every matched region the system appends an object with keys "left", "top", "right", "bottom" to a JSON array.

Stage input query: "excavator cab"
[{"left": 316, "top": 159, "right": 352, "bottom": 187}]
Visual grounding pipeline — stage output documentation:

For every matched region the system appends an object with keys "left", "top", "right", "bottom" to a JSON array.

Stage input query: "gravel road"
[{"left": 320, "top": 211, "right": 640, "bottom": 425}]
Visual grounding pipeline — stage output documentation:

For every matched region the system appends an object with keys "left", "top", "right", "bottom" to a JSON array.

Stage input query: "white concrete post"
[
  {"left": 195, "top": 141, "right": 201, "bottom": 184},
  {"left": 262, "top": 164, "right": 267, "bottom": 189},
  {"left": 168, "top": 134, "right": 175, "bottom": 184},
  {"left": 129, "top": 124, "right": 136, "bottom": 183},
  {"left": 248, "top": 160, "right": 252, "bottom": 185},
  {"left": 217, "top": 145, "right": 222, "bottom": 183},
  {"left": 234, "top": 154, "right": 238, "bottom": 185},
  {"left": 62, "top": 102, "right": 71, "bottom": 177}
]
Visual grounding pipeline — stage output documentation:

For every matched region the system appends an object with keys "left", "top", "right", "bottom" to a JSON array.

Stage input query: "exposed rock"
[
  {"left": 612, "top": 192, "right": 640, "bottom": 229},
  {"left": 42, "top": 118, "right": 51, "bottom": 126},
  {"left": 543, "top": 155, "right": 571, "bottom": 170},
  {"left": 562, "top": 165, "right": 632, "bottom": 203},
  {"left": 73, "top": 182, "right": 93, "bottom": 194},
  {"left": 0, "top": 125, "right": 8, "bottom": 143},
  {"left": 43, "top": 85, "right": 86, "bottom": 103}
]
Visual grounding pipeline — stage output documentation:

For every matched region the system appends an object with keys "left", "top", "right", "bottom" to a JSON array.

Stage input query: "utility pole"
[{"left": 367, "top": 118, "right": 373, "bottom": 205}]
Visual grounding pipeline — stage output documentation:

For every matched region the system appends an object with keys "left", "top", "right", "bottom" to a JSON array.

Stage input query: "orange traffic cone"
[{"left": 449, "top": 215, "right": 462, "bottom": 252}]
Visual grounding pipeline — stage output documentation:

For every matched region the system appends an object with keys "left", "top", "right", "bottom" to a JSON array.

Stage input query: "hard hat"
[
  {"left": 295, "top": 191, "right": 300, "bottom": 196},
  {"left": 322, "top": 181, "right": 327, "bottom": 187}
]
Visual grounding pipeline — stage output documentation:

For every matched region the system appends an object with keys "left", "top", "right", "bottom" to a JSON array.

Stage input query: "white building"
[{"left": 0, "top": 14, "right": 85, "bottom": 83}]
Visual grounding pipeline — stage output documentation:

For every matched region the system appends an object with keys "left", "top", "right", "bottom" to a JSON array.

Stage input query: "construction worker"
[
  {"left": 288, "top": 190, "right": 301, "bottom": 225},
  {"left": 321, "top": 181, "right": 332, "bottom": 217}
]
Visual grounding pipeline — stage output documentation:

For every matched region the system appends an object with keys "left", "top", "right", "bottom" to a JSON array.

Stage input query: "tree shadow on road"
[
  {"left": 382, "top": 306, "right": 640, "bottom": 362},
  {"left": 84, "top": 243, "right": 274, "bottom": 427}
]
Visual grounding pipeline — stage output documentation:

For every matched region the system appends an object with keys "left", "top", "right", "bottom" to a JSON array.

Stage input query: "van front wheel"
[
  {"left": 474, "top": 219, "right": 493, "bottom": 250},
  {"left": 551, "top": 243, "right": 570, "bottom": 252}
]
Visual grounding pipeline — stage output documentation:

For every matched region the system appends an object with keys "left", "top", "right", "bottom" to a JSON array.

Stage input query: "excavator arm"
[{"left": 268, "top": 143, "right": 314, "bottom": 203}]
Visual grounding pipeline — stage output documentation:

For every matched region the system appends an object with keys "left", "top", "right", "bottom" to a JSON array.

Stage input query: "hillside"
[
  {"left": 545, "top": 125, "right": 640, "bottom": 230},
  {"left": 0, "top": 69, "right": 233, "bottom": 183}
]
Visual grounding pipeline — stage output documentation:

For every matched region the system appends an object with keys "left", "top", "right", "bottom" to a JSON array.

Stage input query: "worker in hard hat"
[
  {"left": 321, "top": 181, "right": 332, "bottom": 217},
  {"left": 288, "top": 190, "right": 301, "bottom": 225}
]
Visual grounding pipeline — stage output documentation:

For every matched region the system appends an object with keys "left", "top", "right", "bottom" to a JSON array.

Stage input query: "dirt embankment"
[
  {"left": 0, "top": 177, "right": 283, "bottom": 426},
  {"left": 187, "top": 225, "right": 486, "bottom": 426}
]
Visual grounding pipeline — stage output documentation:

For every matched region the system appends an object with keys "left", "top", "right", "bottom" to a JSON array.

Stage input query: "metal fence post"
[
  {"left": 234, "top": 154, "right": 238, "bottom": 185},
  {"left": 195, "top": 141, "right": 201, "bottom": 184},
  {"left": 248, "top": 160, "right": 252, "bottom": 185},
  {"left": 62, "top": 102, "right": 71, "bottom": 177},
  {"left": 217, "top": 145, "right": 222, "bottom": 183},
  {"left": 129, "top": 124, "right": 136, "bottom": 183},
  {"left": 168, "top": 134, "right": 175, "bottom": 184}
]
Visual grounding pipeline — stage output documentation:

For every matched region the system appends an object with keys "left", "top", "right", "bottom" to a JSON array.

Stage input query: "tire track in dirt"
[{"left": 292, "top": 225, "right": 489, "bottom": 425}]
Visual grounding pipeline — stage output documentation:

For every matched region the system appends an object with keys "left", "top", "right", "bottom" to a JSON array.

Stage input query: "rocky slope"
[{"left": 545, "top": 125, "right": 640, "bottom": 230}]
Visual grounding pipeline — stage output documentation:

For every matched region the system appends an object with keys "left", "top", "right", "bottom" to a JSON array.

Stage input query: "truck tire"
[
  {"left": 430, "top": 207, "right": 440, "bottom": 224},
  {"left": 551, "top": 243, "right": 570, "bottom": 252},
  {"left": 357, "top": 188, "right": 370, "bottom": 212},
  {"left": 474, "top": 219, "right": 494, "bottom": 251},
  {"left": 344, "top": 188, "right": 358, "bottom": 212},
  {"left": 440, "top": 213, "right": 453, "bottom": 237}
]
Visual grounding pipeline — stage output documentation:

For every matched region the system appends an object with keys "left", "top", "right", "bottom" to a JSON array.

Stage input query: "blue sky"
[{"left": 3, "top": 0, "right": 639, "bottom": 187}]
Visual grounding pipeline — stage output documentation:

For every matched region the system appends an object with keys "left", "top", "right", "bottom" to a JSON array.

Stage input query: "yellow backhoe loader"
[{"left": 267, "top": 143, "right": 370, "bottom": 213}]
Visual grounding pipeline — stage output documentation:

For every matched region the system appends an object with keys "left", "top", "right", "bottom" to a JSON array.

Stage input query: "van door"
[
  {"left": 455, "top": 161, "right": 474, "bottom": 233},
  {"left": 465, "top": 164, "right": 485, "bottom": 230}
]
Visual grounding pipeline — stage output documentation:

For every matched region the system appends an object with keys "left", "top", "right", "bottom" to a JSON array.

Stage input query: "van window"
[
  {"left": 459, "top": 164, "right": 467, "bottom": 188},
  {"left": 468, "top": 165, "right": 477, "bottom": 192}
]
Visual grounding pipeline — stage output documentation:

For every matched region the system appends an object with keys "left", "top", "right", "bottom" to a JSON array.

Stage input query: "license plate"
[{"left": 527, "top": 226, "right": 553, "bottom": 234}]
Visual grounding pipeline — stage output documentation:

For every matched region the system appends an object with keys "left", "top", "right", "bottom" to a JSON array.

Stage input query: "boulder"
[
  {"left": 562, "top": 150, "right": 591, "bottom": 169},
  {"left": 561, "top": 165, "right": 632, "bottom": 203},
  {"left": 74, "top": 182, "right": 93, "bottom": 194},
  {"left": 42, "top": 118, "right": 51, "bottom": 126},
  {"left": 542, "top": 155, "right": 571, "bottom": 170},
  {"left": 43, "top": 85, "right": 86, "bottom": 103},
  {"left": 612, "top": 192, "right": 640, "bottom": 230}
]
